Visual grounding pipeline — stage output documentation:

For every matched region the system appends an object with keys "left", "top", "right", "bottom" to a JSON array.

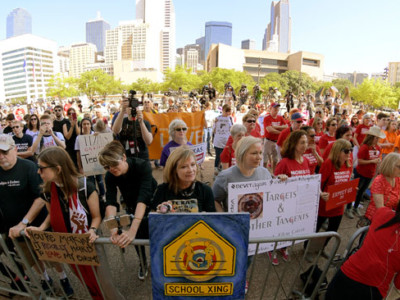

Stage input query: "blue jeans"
[
  {"left": 347, "top": 169, "right": 372, "bottom": 209},
  {"left": 214, "top": 147, "right": 224, "bottom": 168},
  {"left": 203, "top": 127, "right": 212, "bottom": 152}
]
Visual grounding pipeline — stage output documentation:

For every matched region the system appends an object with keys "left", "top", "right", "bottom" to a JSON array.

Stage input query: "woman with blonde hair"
[
  {"left": 152, "top": 146, "right": 215, "bottom": 213},
  {"left": 312, "top": 116, "right": 324, "bottom": 145},
  {"left": 319, "top": 117, "right": 337, "bottom": 153}
]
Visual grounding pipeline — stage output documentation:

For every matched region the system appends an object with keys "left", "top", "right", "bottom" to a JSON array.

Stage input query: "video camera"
[{"left": 128, "top": 90, "right": 142, "bottom": 117}]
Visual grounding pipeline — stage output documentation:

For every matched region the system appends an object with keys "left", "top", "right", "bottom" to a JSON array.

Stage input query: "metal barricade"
[{"left": 247, "top": 231, "right": 341, "bottom": 300}]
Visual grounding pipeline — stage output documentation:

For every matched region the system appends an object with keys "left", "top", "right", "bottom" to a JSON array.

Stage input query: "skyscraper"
[
  {"left": 6, "top": 8, "right": 32, "bottom": 38},
  {"left": 135, "top": 0, "right": 176, "bottom": 72},
  {"left": 195, "top": 36, "right": 205, "bottom": 65},
  {"left": 263, "top": 0, "right": 291, "bottom": 53},
  {"left": 204, "top": 21, "right": 232, "bottom": 60},
  {"left": 241, "top": 39, "right": 256, "bottom": 50},
  {"left": 86, "top": 12, "right": 110, "bottom": 54}
]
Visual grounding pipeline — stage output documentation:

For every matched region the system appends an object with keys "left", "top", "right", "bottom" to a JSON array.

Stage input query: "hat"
[
  {"left": 274, "top": 87, "right": 278, "bottom": 90},
  {"left": 270, "top": 102, "right": 280, "bottom": 108},
  {"left": 291, "top": 112, "right": 305, "bottom": 121},
  {"left": 365, "top": 126, "right": 386, "bottom": 139},
  {"left": 0, "top": 134, "right": 15, "bottom": 151}
]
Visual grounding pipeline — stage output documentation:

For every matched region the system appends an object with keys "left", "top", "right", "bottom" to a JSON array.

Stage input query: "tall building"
[
  {"left": 388, "top": 62, "right": 400, "bottom": 85},
  {"left": 69, "top": 43, "right": 97, "bottom": 78},
  {"left": 204, "top": 21, "right": 232, "bottom": 61},
  {"left": 86, "top": 12, "right": 110, "bottom": 54},
  {"left": 241, "top": 39, "right": 256, "bottom": 50},
  {"left": 135, "top": 0, "right": 176, "bottom": 73},
  {"left": 195, "top": 36, "right": 205, "bottom": 65},
  {"left": 183, "top": 44, "right": 201, "bottom": 72},
  {"left": 263, "top": 0, "right": 291, "bottom": 53},
  {"left": 0, "top": 34, "right": 58, "bottom": 102},
  {"left": 6, "top": 8, "right": 32, "bottom": 38},
  {"left": 57, "top": 46, "right": 70, "bottom": 77}
]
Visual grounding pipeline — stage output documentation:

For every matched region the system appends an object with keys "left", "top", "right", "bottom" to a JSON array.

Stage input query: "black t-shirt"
[
  {"left": 64, "top": 120, "right": 78, "bottom": 163},
  {"left": 119, "top": 118, "right": 151, "bottom": 160},
  {"left": 3, "top": 126, "right": 12, "bottom": 135},
  {"left": 13, "top": 134, "right": 34, "bottom": 160},
  {"left": 43, "top": 179, "right": 97, "bottom": 233},
  {"left": 0, "top": 158, "right": 47, "bottom": 233},
  {"left": 105, "top": 157, "right": 157, "bottom": 215},
  {"left": 151, "top": 182, "right": 216, "bottom": 212},
  {"left": 53, "top": 118, "right": 69, "bottom": 135}
]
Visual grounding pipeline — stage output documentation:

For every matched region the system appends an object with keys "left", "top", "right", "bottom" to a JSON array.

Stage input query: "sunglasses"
[
  {"left": 68, "top": 112, "right": 75, "bottom": 115},
  {"left": 37, "top": 164, "right": 56, "bottom": 171},
  {"left": 296, "top": 121, "right": 303, "bottom": 124},
  {"left": 30, "top": 118, "right": 37, "bottom": 121},
  {"left": 175, "top": 127, "right": 188, "bottom": 132},
  {"left": 308, "top": 134, "right": 316, "bottom": 138},
  {"left": 12, "top": 126, "right": 20, "bottom": 129},
  {"left": 330, "top": 123, "right": 338, "bottom": 127},
  {"left": 341, "top": 148, "right": 353, "bottom": 154},
  {"left": 246, "top": 120, "right": 256, "bottom": 123},
  {"left": 316, "top": 111, "right": 322, "bottom": 114}
]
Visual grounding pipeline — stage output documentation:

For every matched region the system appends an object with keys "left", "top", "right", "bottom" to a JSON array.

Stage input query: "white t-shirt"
[{"left": 213, "top": 115, "right": 233, "bottom": 148}]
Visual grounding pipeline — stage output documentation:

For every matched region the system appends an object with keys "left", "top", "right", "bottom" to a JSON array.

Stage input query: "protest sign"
[
  {"left": 78, "top": 133, "right": 113, "bottom": 176},
  {"left": 27, "top": 230, "right": 99, "bottom": 266},
  {"left": 149, "top": 213, "right": 249, "bottom": 300},
  {"left": 228, "top": 175, "right": 321, "bottom": 255},
  {"left": 170, "top": 142, "right": 207, "bottom": 164},
  {"left": 326, "top": 178, "right": 359, "bottom": 211},
  {"left": 143, "top": 111, "right": 205, "bottom": 160}
]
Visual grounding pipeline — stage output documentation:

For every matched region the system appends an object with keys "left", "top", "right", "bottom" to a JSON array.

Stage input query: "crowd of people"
[{"left": 1, "top": 86, "right": 400, "bottom": 299}]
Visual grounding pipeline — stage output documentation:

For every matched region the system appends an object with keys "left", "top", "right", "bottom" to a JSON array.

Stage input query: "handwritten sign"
[
  {"left": 78, "top": 133, "right": 113, "bottom": 176},
  {"left": 326, "top": 178, "right": 359, "bottom": 211},
  {"left": 170, "top": 142, "right": 207, "bottom": 164},
  {"left": 27, "top": 230, "right": 99, "bottom": 266},
  {"left": 228, "top": 175, "right": 321, "bottom": 255}
]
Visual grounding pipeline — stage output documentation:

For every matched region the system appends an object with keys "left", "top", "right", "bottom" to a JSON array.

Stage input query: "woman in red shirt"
[
  {"left": 302, "top": 126, "right": 323, "bottom": 174},
  {"left": 364, "top": 152, "right": 400, "bottom": 222},
  {"left": 326, "top": 205, "right": 400, "bottom": 300},
  {"left": 220, "top": 124, "right": 246, "bottom": 170},
  {"left": 319, "top": 117, "right": 337, "bottom": 154},
  {"left": 312, "top": 117, "right": 324, "bottom": 146},
  {"left": 346, "top": 126, "right": 385, "bottom": 217},
  {"left": 318, "top": 139, "right": 353, "bottom": 234},
  {"left": 322, "top": 125, "right": 354, "bottom": 161},
  {"left": 354, "top": 113, "right": 372, "bottom": 148}
]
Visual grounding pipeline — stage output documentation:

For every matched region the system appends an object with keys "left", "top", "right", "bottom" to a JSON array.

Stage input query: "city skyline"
[{"left": 0, "top": 0, "right": 399, "bottom": 75}]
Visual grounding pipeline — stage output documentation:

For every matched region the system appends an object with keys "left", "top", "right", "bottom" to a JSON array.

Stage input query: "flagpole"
[
  {"left": 23, "top": 54, "right": 30, "bottom": 104},
  {"left": 41, "top": 58, "right": 46, "bottom": 100}
]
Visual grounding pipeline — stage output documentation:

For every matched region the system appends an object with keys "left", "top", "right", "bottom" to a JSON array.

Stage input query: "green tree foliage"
[
  {"left": 260, "top": 72, "right": 288, "bottom": 95},
  {"left": 201, "top": 68, "right": 255, "bottom": 94},
  {"left": 162, "top": 65, "right": 201, "bottom": 92},
  {"left": 281, "top": 70, "right": 314, "bottom": 95},
  {"left": 131, "top": 78, "right": 161, "bottom": 95},
  {"left": 351, "top": 79, "right": 397, "bottom": 109},
  {"left": 47, "top": 74, "right": 79, "bottom": 98},
  {"left": 77, "top": 69, "right": 118, "bottom": 99}
]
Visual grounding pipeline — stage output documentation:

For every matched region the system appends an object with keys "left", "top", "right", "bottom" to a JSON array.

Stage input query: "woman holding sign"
[
  {"left": 152, "top": 146, "right": 215, "bottom": 213},
  {"left": 27, "top": 147, "right": 124, "bottom": 300},
  {"left": 317, "top": 139, "right": 353, "bottom": 234}
]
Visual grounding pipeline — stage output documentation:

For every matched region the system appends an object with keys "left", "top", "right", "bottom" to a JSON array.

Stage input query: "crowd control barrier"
[{"left": 0, "top": 231, "right": 341, "bottom": 299}]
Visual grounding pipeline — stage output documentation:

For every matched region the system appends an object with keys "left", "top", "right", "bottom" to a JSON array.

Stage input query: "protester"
[
  {"left": 63, "top": 107, "right": 80, "bottom": 167},
  {"left": 31, "top": 115, "right": 66, "bottom": 153},
  {"left": 276, "top": 112, "right": 304, "bottom": 151},
  {"left": 3, "top": 114, "right": 15, "bottom": 135},
  {"left": 350, "top": 114, "right": 359, "bottom": 133},
  {"left": 29, "top": 146, "right": 124, "bottom": 299},
  {"left": 52, "top": 105, "right": 68, "bottom": 134},
  {"left": 346, "top": 126, "right": 385, "bottom": 217},
  {"left": 312, "top": 116, "right": 324, "bottom": 145},
  {"left": 319, "top": 117, "right": 337, "bottom": 153},
  {"left": 364, "top": 153, "right": 400, "bottom": 222},
  {"left": 213, "top": 104, "right": 233, "bottom": 174},
  {"left": 12, "top": 120, "right": 34, "bottom": 161},
  {"left": 325, "top": 204, "right": 400, "bottom": 300},
  {"left": 322, "top": 125, "right": 354, "bottom": 161},
  {"left": 99, "top": 141, "right": 157, "bottom": 280},
  {"left": 152, "top": 146, "right": 215, "bottom": 212},
  {"left": 354, "top": 113, "right": 372, "bottom": 148},
  {"left": 301, "top": 126, "right": 323, "bottom": 174},
  {"left": 25, "top": 114, "right": 40, "bottom": 141},
  {"left": 220, "top": 124, "right": 246, "bottom": 170},
  {"left": 380, "top": 119, "right": 397, "bottom": 158}
]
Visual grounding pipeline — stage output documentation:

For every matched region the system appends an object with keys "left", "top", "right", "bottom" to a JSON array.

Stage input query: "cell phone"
[{"left": 71, "top": 112, "right": 77, "bottom": 121}]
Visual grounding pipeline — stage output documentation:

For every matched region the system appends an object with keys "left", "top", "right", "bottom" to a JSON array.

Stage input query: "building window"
[{"left": 302, "top": 58, "right": 319, "bottom": 67}]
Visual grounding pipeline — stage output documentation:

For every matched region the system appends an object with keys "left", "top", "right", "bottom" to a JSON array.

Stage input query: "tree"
[
  {"left": 260, "top": 72, "right": 288, "bottom": 96},
  {"left": 77, "top": 69, "right": 115, "bottom": 98},
  {"left": 351, "top": 79, "right": 397, "bottom": 109},
  {"left": 200, "top": 68, "right": 255, "bottom": 94},
  {"left": 331, "top": 79, "right": 353, "bottom": 94},
  {"left": 47, "top": 74, "right": 79, "bottom": 99},
  {"left": 131, "top": 78, "right": 161, "bottom": 96},
  {"left": 162, "top": 66, "right": 201, "bottom": 92},
  {"left": 281, "top": 70, "right": 314, "bottom": 95}
]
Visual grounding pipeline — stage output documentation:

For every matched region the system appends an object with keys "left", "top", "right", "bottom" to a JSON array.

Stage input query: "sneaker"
[
  {"left": 245, "top": 280, "right": 249, "bottom": 295},
  {"left": 268, "top": 252, "right": 279, "bottom": 266},
  {"left": 281, "top": 248, "right": 290, "bottom": 262},
  {"left": 40, "top": 277, "right": 53, "bottom": 293},
  {"left": 353, "top": 207, "right": 362, "bottom": 217},
  {"left": 345, "top": 208, "right": 354, "bottom": 219},
  {"left": 60, "top": 278, "right": 74, "bottom": 297},
  {"left": 138, "top": 264, "right": 148, "bottom": 280}
]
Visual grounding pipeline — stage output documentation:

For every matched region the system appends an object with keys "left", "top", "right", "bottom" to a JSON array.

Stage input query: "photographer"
[
  {"left": 31, "top": 114, "right": 66, "bottom": 153},
  {"left": 112, "top": 94, "right": 153, "bottom": 161}
]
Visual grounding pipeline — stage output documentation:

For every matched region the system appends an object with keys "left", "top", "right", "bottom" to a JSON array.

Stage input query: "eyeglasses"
[
  {"left": 12, "top": 126, "right": 20, "bottom": 129},
  {"left": 30, "top": 118, "right": 37, "bottom": 121},
  {"left": 103, "top": 160, "right": 121, "bottom": 170},
  {"left": 175, "top": 127, "right": 188, "bottom": 132},
  {"left": 37, "top": 164, "right": 56, "bottom": 171},
  {"left": 308, "top": 134, "right": 316, "bottom": 138},
  {"left": 341, "top": 148, "right": 353, "bottom": 154},
  {"left": 246, "top": 120, "right": 256, "bottom": 123},
  {"left": 67, "top": 112, "right": 75, "bottom": 115},
  {"left": 330, "top": 123, "right": 338, "bottom": 127},
  {"left": 316, "top": 111, "right": 322, "bottom": 114},
  {"left": 317, "top": 122, "right": 323, "bottom": 125},
  {"left": 296, "top": 121, "right": 303, "bottom": 124}
]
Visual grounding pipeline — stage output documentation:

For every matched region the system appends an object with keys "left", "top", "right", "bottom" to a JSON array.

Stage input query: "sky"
[{"left": 1, "top": 0, "right": 399, "bottom": 75}]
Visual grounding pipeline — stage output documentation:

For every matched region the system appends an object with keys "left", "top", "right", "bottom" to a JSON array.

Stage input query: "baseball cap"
[
  {"left": 291, "top": 112, "right": 305, "bottom": 121},
  {"left": 0, "top": 134, "right": 15, "bottom": 151},
  {"left": 270, "top": 102, "right": 280, "bottom": 108}
]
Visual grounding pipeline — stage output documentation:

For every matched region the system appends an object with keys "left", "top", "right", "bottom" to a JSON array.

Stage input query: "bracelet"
[
  {"left": 90, "top": 227, "right": 98, "bottom": 234},
  {"left": 133, "top": 217, "right": 142, "bottom": 221}
]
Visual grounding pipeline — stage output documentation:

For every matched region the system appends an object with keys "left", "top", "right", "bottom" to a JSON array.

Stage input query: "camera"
[{"left": 128, "top": 90, "right": 142, "bottom": 117}]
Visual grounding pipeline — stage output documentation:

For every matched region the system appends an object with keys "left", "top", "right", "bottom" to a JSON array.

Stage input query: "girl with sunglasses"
[
  {"left": 319, "top": 117, "right": 338, "bottom": 154},
  {"left": 311, "top": 116, "right": 324, "bottom": 146},
  {"left": 301, "top": 126, "right": 323, "bottom": 174},
  {"left": 26, "top": 114, "right": 40, "bottom": 140}
]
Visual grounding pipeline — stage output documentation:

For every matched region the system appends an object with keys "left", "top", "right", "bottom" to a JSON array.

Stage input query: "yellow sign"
[
  {"left": 163, "top": 220, "right": 236, "bottom": 282},
  {"left": 165, "top": 283, "right": 233, "bottom": 296}
]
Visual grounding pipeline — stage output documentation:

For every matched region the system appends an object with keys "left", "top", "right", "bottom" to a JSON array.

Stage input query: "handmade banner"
[
  {"left": 26, "top": 230, "right": 99, "bottom": 266},
  {"left": 170, "top": 142, "right": 207, "bottom": 165},
  {"left": 77, "top": 133, "right": 113, "bottom": 176},
  {"left": 326, "top": 178, "right": 359, "bottom": 211},
  {"left": 149, "top": 213, "right": 249, "bottom": 300},
  {"left": 228, "top": 175, "right": 321, "bottom": 255},
  {"left": 144, "top": 111, "right": 205, "bottom": 160}
]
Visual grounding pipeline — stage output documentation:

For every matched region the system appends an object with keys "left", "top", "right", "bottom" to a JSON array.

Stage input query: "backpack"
[{"left": 77, "top": 177, "right": 106, "bottom": 220}]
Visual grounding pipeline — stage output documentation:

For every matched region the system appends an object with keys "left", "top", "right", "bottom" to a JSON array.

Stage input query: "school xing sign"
[{"left": 149, "top": 213, "right": 249, "bottom": 300}]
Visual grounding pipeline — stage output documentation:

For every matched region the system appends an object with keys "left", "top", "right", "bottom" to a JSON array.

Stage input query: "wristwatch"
[{"left": 21, "top": 218, "right": 30, "bottom": 226}]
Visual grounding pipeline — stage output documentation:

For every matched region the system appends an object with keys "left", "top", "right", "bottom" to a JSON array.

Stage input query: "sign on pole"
[
  {"left": 149, "top": 213, "right": 249, "bottom": 300},
  {"left": 78, "top": 133, "right": 113, "bottom": 176},
  {"left": 228, "top": 175, "right": 321, "bottom": 254}
]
